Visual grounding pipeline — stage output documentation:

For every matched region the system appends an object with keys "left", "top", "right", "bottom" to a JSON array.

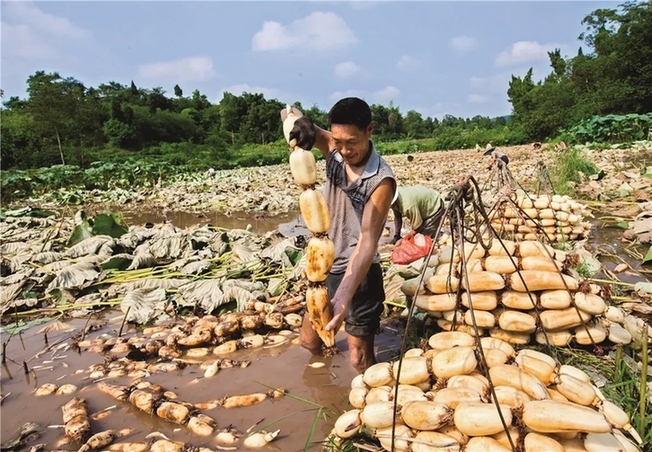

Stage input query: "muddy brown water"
[
  {"left": 0, "top": 316, "right": 402, "bottom": 452},
  {"left": 588, "top": 217, "right": 652, "bottom": 285},
  {"left": 0, "top": 207, "right": 400, "bottom": 452}
]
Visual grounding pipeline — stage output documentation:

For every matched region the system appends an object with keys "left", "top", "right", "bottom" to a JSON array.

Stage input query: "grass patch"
[{"left": 549, "top": 146, "right": 599, "bottom": 196}]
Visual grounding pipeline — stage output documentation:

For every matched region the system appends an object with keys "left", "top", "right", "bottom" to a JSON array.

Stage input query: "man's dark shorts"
[{"left": 325, "top": 263, "right": 385, "bottom": 337}]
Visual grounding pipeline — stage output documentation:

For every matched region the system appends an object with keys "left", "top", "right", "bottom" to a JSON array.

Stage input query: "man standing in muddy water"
[{"left": 282, "top": 97, "right": 397, "bottom": 374}]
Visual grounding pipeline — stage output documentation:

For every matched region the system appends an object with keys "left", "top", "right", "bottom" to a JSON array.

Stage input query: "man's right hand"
[{"left": 289, "top": 116, "right": 317, "bottom": 151}]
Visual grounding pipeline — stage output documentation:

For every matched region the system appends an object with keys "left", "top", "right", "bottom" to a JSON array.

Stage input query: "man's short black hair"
[{"left": 328, "top": 97, "right": 372, "bottom": 131}]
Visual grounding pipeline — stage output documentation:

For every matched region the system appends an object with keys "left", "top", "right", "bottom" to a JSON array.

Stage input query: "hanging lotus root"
[
  {"left": 488, "top": 192, "right": 594, "bottom": 243},
  {"left": 326, "top": 331, "right": 643, "bottom": 451},
  {"left": 283, "top": 105, "right": 339, "bottom": 356},
  {"left": 399, "top": 239, "right": 632, "bottom": 348}
]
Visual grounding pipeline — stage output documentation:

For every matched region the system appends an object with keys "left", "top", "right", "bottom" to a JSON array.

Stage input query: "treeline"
[
  {"left": 508, "top": 1, "right": 652, "bottom": 139},
  {"left": 0, "top": 73, "right": 519, "bottom": 171}
]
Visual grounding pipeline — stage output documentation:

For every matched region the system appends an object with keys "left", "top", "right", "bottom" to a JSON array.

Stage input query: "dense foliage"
[
  {"left": 560, "top": 113, "right": 652, "bottom": 144},
  {"left": 508, "top": 1, "right": 652, "bottom": 140},
  {"left": 0, "top": 72, "right": 520, "bottom": 172}
]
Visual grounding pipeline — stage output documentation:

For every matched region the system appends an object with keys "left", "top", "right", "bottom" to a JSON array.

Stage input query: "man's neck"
[{"left": 349, "top": 142, "right": 372, "bottom": 169}]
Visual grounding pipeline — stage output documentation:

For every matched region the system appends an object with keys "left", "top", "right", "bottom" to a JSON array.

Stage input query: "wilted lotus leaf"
[
  {"left": 127, "top": 252, "right": 157, "bottom": 271},
  {"left": 68, "top": 293, "right": 102, "bottom": 318},
  {"left": 66, "top": 236, "right": 115, "bottom": 259},
  {"left": 175, "top": 279, "right": 225, "bottom": 314},
  {"left": 210, "top": 233, "right": 230, "bottom": 257},
  {"left": 288, "top": 253, "right": 307, "bottom": 282},
  {"left": 47, "top": 260, "right": 100, "bottom": 291},
  {"left": 8, "top": 230, "right": 43, "bottom": 244},
  {"left": 99, "top": 253, "right": 133, "bottom": 271},
  {"left": 188, "top": 228, "right": 217, "bottom": 249},
  {"left": 0, "top": 242, "right": 30, "bottom": 255},
  {"left": 181, "top": 260, "right": 211, "bottom": 275},
  {"left": 222, "top": 285, "right": 258, "bottom": 312},
  {"left": 267, "top": 277, "right": 286, "bottom": 297},
  {"left": 121, "top": 288, "right": 168, "bottom": 324},
  {"left": 31, "top": 251, "right": 65, "bottom": 265},
  {"left": 1, "top": 296, "right": 39, "bottom": 316},
  {"left": 222, "top": 279, "right": 266, "bottom": 293},
  {"left": 1, "top": 270, "right": 35, "bottom": 286},
  {"left": 117, "top": 227, "right": 158, "bottom": 250},
  {"left": 153, "top": 223, "right": 179, "bottom": 239},
  {"left": 147, "top": 235, "right": 188, "bottom": 260},
  {"left": 9, "top": 252, "right": 32, "bottom": 274},
  {"left": 231, "top": 243, "right": 259, "bottom": 264},
  {"left": 259, "top": 235, "right": 301, "bottom": 268},
  {"left": 632, "top": 212, "right": 652, "bottom": 244},
  {"left": 108, "top": 278, "right": 190, "bottom": 298},
  {"left": 0, "top": 282, "right": 25, "bottom": 311},
  {"left": 37, "top": 319, "right": 75, "bottom": 334},
  {"left": 170, "top": 257, "right": 192, "bottom": 271},
  {"left": 39, "top": 260, "right": 72, "bottom": 273},
  {"left": 227, "top": 229, "right": 258, "bottom": 242}
]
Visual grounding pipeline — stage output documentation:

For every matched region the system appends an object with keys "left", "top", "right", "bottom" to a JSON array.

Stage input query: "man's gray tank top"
[{"left": 322, "top": 141, "right": 396, "bottom": 274}]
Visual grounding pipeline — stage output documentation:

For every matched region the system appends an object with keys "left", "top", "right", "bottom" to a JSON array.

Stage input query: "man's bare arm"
[
  {"left": 392, "top": 207, "right": 403, "bottom": 241},
  {"left": 326, "top": 178, "right": 395, "bottom": 330},
  {"left": 313, "top": 126, "right": 334, "bottom": 160}
]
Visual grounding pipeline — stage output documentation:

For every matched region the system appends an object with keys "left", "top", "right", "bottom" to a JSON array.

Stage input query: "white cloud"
[
  {"left": 329, "top": 85, "right": 400, "bottom": 104},
  {"left": 1, "top": 2, "right": 90, "bottom": 61},
  {"left": 374, "top": 85, "right": 400, "bottom": 103},
  {"left": 252, "top": 12, "right": 357, "bottom": 52},
  {"left": 4, "top": 2, "right": 89, "bottom": 39},
  {"left": 450, "top": 35, "right": 477, "bottom": 54},
  {"left": 495, "top": 40, "right": 560, "bottom": 67},
  {"left": 137, "top": 57, "right": 216, "bottom": 82},
  {"left": 220, "top": 84, "right": 280, "bottom": 100},
  {"left": 334, "top": 61, "right": 368, "bottom": 80},
  {"left": 395, "top": 55, "right": 422, "bottom": 73},
  {"left": 1, "top": 22, "right": 55, "bottom": 59},
  {"left": 468, "top": 94, "right": 490, "bottom": 103}
]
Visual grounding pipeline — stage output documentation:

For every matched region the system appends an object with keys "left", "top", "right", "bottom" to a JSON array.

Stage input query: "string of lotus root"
[{"left": 283, "top": 105, "right": 340, "bottom": 356}]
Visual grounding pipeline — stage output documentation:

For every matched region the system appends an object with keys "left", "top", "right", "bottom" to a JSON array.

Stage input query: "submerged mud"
[{"left": 0, "top": 316, "right": 402, "bottom": 451}]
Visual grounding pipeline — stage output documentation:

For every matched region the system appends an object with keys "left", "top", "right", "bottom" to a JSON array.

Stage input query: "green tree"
[
  {"left": 403, "top": 110, "right": 427, "bottom": 138},
  {"left": 25, "top": 71, "right": 85, "bottom": 165},
  {"left": 507, "top": 1, "right": 652, "bottom": 140}
]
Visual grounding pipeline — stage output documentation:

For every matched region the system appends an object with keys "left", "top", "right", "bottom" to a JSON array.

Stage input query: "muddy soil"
[{"left": 0, "top": 315, "right": 403, "bottom": 452}]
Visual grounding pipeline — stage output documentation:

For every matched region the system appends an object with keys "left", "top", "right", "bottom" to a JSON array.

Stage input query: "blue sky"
[{"left": 1, "top": 1, "right": 619, "bottom": 119}]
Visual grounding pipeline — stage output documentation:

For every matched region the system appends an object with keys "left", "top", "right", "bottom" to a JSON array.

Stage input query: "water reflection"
[{"left": 301, "top": 354, "right": 352, "bottom": 441}]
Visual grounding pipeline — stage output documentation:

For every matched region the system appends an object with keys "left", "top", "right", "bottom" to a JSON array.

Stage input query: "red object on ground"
[{"left": 391, "top": 232, "right": 433, "bottom": 265}]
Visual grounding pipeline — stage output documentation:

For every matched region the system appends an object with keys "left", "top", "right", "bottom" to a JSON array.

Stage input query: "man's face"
[{"left": 331, "top": 123, "right": 373, "bottom": 167}]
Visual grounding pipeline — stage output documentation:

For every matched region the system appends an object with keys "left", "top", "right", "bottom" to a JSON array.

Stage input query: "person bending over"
[
  {"left": 483, "top": 145, "right": 510, "bottom": 169},
  {"left": 390, "top": 185, "right": 445, "bottom": 244},
  {"left": 282, "top": 97, "right": 397, "bottom": 374}
]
